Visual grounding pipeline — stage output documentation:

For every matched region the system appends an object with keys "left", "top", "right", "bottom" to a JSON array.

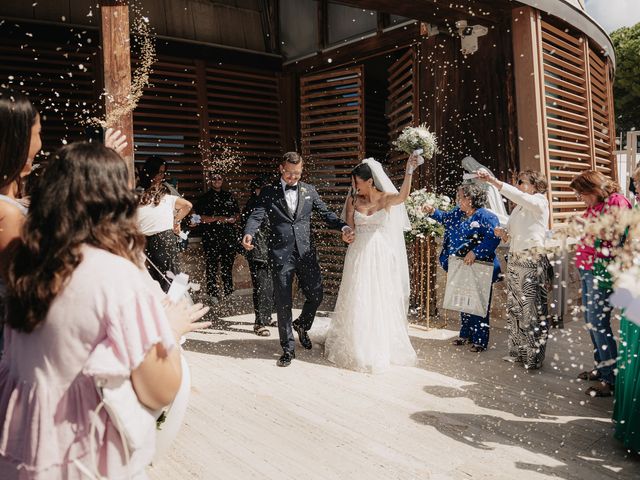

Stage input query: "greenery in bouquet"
[
  {"left": 404, "top": 189, "right": 452, "bottom": 242},
  {"left": 392, "top": 123, "right": 438, "bottom": 160}
]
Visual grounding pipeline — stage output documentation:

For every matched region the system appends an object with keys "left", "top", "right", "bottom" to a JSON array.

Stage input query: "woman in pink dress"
[{"left": 0, "top": 142, "right": 209, "bottom": 479}]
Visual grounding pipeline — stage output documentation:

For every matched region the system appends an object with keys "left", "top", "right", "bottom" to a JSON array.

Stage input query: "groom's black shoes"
[
  {"left": 293, "top": 320, "right": 312, "bottom": 350},
  {"left": 277, "top": 351, "right": 295, "bottom": 367}
]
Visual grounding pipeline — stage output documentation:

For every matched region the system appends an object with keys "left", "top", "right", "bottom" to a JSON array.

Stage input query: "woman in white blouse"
[
  {"left": 137, "top": 156, "right": 192, "bottom": 290},
  {"left": 477, "top": 169, "right": 550, "bottom": 369}
]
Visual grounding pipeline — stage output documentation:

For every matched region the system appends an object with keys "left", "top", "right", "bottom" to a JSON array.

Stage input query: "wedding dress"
[{"left": 323, "top": 203, "right": 417, "bottom": 373}]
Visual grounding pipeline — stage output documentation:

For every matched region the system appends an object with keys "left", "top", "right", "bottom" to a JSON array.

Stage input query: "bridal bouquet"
[
  {"left": 405, "top": 189, "right": 452, "bottom": 241},
  {"left": 393, "top": 124, "right": 438, "bottom": 165}
]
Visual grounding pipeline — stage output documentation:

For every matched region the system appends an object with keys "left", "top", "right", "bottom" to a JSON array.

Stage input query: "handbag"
[
  {"left": 153, "top": 354, "right": 191, "bottom": 464},
  {"left": 442, "top": 256, "right": 494, "bottom": 316},
  {"left": 75, "top": 257, "right": 193, "bottom": 479},
  {"left": 75, "top": 366, "right": 159, "bottom": 480}
]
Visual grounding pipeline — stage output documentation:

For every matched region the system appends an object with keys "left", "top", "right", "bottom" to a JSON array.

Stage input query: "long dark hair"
[
  {"left": 0, "top": 91, "right": 38, "bottom": 191},
  {"left": 350, "top": 162, "right": 377, "bottom": 204},
  {"left": 351, "top": 163, "right": 374, "bottom": 183},
  {"left": 138, "top": 155, "right": 168, "bottom": 206},
  {"left": 7, "top": 142, "right": 145, "bottom": 333}
]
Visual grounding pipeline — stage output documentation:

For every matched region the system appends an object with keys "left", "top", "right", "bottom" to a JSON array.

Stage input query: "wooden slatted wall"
[
  {"left": 134, "top": 59, "right": 202, "bottom": 198},
  {"left": 364, "top": 83, "right": 388, "bottom": 162},
  {"left": 539, "top": 20, "right": 590, "bottom": 221},
  {"left": 300, "top": 66, "right": 365, "bottom": 295},
  {"left": 538, "top": 18, "right": 617, "bottom": 223},
  {"left": 134, "top": 58, "right": 283, "bottom": 202},
  {"left": 0, "top": 22, "right": 283, "bottom": 203},
  {"left": 387, "top": 48, "right": 417, "bottom": 183},
  {"left": 205, "top": 66, "right": 283, "bottom": 205},
  {"left": 588, "top": 50, "right": 616, "bottom": 177},
  {"left": 0, "top": 26, "right": 100, "bottom": 161}
]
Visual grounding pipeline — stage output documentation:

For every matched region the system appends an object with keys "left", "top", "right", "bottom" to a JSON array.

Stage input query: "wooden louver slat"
[
  {"left": 300, "top": 66, "right": 365, "bottom": 296},
  {"left": 387, "top": 48, "right": 418, "bottom": 183},
  {"left": 134, "top": 59, "right": 203, "bottom": 199},
  {"left": 539, "top": 18, "right": 617, "bottom": 225}
]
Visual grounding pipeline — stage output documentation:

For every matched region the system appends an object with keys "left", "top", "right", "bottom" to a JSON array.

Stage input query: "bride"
[{"left": 323, "top": 155, "right": 419, "bottom": 372}]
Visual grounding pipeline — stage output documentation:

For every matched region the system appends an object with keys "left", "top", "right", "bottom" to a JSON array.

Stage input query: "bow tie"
[{"left": 285, "top": 184, "right": 298, "bottom": 191}]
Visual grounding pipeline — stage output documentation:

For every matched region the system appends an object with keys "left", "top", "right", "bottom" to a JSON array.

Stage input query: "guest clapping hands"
[{"left": 0, "top": 142, "right": 209, "bottom": 478}]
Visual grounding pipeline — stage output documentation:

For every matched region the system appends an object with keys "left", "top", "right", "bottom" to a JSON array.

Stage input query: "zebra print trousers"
[{"left": 506, "top": 252, "right": 550, "bottom": 369}]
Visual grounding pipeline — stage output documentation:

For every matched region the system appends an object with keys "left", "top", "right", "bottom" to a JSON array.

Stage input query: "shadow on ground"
[{"left": 185, "top": 291, "right": 640, "bottom": 478}]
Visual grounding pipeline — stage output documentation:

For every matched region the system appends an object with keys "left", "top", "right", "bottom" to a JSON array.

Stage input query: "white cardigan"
[{"left": 500, "top": 183, "right": 549, "bottom": 252}]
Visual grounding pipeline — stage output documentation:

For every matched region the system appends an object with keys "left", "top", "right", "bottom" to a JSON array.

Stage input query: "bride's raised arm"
[
  {"left": 345, "top": 189, "right": 356, "bottom": 230},
  {"left": 383, "top": 154, "right": 419, "bottom": 208}
]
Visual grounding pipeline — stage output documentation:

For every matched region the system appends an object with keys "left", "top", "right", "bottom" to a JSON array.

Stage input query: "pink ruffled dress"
[{"left": 0, "top": 246, "right": 176, "bottom": 479}]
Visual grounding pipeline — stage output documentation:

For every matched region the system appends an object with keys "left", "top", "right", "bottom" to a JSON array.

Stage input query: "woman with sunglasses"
[
  {"left": 476, "top": 169, "right": 551, "bottom": 369},
  {"left": 569, "top": 170, "right": 631, "bottom": 397}
]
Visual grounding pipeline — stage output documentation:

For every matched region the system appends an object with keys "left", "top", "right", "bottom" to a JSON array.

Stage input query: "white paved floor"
[{"left": 148, "top": 311, "right": 639, "bottom": 480}]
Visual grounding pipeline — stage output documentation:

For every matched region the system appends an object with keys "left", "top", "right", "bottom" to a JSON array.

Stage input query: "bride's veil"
[{"left": 341, "top": 158, "right": 412, "bottom": 314}]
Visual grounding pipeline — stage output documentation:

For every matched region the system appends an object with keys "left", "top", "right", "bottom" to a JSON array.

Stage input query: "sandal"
[
  {"left": 253, "top": 325, "right": 271, "bottom": 337},
  {"left": 585, "top": 382, "right": 614, "bottom": 397},
  {"left": 452, "top": 338, "right": 470, "bottom": 346},
  {"left": 269, "top": 320, "right": 278, "bottom": 327},
  {"left": 469, "top": 345, "right": 485, "bottom": 352},
  {"left": 577, "top": 370, "right": 601, "bottom": 381}
]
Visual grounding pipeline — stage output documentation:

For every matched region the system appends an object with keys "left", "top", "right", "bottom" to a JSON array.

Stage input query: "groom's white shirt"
[
  {"left": 280, "top": 178, "right": 351, "bottom": 233},
  {"left": 280, "top": 178, "right": 298, "bottom": 214}
]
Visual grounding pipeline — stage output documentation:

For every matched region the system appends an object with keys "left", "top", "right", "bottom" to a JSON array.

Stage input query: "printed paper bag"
[{"left": 442, "top": 256, "right": 493, "bottom": 317}]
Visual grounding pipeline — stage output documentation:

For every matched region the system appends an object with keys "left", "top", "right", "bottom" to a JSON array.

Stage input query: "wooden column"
[
  {"left": 510, "top": 7, "right": 547, "bottom": 175},
  {"left": 100, "top": 0, "right": 134, "bottom": 182},
  {"left": 582, "top": 35, "right": 597, "bottom": 170},
  {"left": 606, "top": 60, "right": 619, "bottom": 181},
  {"left": 511, "top": 6, "right": 553, "bottom": 224}
]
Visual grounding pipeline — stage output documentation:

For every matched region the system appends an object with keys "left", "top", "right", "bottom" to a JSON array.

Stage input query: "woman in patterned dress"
[{"left": 477, "top": 169, "right": 550, "bottom": 369}]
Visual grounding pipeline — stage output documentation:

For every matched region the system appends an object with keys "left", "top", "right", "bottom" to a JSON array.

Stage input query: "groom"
[{"left": 242, "top": 152, "right": 355, "bottom": 367}]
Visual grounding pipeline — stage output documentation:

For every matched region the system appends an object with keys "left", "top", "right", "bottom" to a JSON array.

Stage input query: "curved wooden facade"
[{"left": 0, "top": 0, "right": 617, "bottom": 299}]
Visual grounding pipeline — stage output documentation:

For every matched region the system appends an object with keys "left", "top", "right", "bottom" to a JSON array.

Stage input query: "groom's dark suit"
[{"left": 244, "top": 180, "right": 346, "bottom": 353}]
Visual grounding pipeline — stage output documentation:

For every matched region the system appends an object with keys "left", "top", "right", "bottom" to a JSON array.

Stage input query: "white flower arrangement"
[
  {"left": 404, "top": 189, "right": 452, "bottom": 241},
  {"left": 393, "top": 123, "right": 438, "bottom": 160}
]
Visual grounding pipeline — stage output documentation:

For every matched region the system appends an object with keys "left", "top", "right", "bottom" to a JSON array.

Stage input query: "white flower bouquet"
[
  {"left": 404, "top": 189, "right": 452, "bottom": 241},
  {"left": 392, "top": 124, "right": 438, "bottom": 166}
]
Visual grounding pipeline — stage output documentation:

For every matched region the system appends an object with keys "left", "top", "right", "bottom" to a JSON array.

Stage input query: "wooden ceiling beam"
[{"left": 330, "top": 0, "right": 511, "bottom": 24}]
